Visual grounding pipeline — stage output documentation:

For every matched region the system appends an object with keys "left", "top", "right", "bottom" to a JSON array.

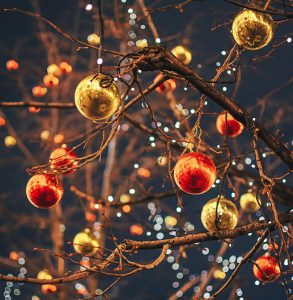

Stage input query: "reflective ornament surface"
[
  {"left": 26, "top": 174, "right": 64, "bottom": 208},
  {"left": 174, "top": 152, "right": 216, "bottom": 194},
  {"left": 253, "top": 253, "right": 280, "bottom": 281},
  {"left": 154, "top": 74, "right": 176, "bottom": 93},
  {"left": 240, "top": 191, "right": 260, "bottom": 212},
  {"left": 171, "top": 45, "right": 192, "bottom": 64},
  {"left": 49, "top": 146, "right": 78, "bottom": 174},
  {"left": 75, "top": 74, "right": 121, "bottom": 121},
  {"left": 73, "top": 228, "right": 100, "bottom": 256},
  {"left": 216, "top": 113, "right": 243, "bottom": 137},
  {"left": 232, "top": 10, "right": 274, "bottom": 50},
  {"left": 201, "top": 197, "right": 238, "bottom": 232}
]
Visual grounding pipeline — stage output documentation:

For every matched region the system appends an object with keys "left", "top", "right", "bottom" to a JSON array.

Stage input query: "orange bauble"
[
  {"left": 174, "top": 152, "right": 216, "bottom": 194},
  {"left": 43, "top": 74, "right": 59, "bottom": 88},
  {"left": 253, "top": 253, "right": 281, "bottom": 282},
  {"left": 49, "top": 146, "right": 78, "bottom": 174},
  {"left": 154, "top": 74, "right": 176, "bottom": 94},
  {"left": 216, "top": 113, "right": 243, "bottom": 138},
  {"left": 26, "top": 174, "right": 64, "bottom": 208},
  {"left": 59, "top": 61, "right": 72, "bottom": 74},
  {"left": 32, "top": 86, "right": 47, "bottom": 98},
  {"left": 6, "top": 60, "right": 19, "bottom": 71}
]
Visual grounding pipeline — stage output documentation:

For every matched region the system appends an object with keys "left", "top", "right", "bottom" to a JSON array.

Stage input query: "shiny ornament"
[
  {"left": 59, "top": 61, "right": 72, "bottom": 74},
  {"left": 216, "top": 113, "right": 243, "bottom": 137},
  {"left": 47, "top": 64, "right": 61, "bottom": 77},
  {"left": 157, "top": 156, "right": 167, "bottom": 167},
  {"left": 49, "top": 146, "right": 78, "bottom": 174},
  {"left": 154, "top": 74, "right": 176, "bottom": 94},
  {"left": 73, "top": 228, "right": 100, "bottom": 256},
  {"left": 174, "top": 152, "right": 216, "bottom": 195},
  {"left": 87, "top": 33, "right": 100, "bottom": 45},
  {"left": 6, "top": 59, "right": 19, "bottom": 71},
  {"left": 26, "top": 174, "right": 64, "bottom": 208},
  {"left": 37, "top": 269, "right": 52, "bottom": 280},
  {"left": 74, "top": 74, "right": 121, "bottom": 121},
  {"left": 4, "top": 136, "right": 16, "bottom": 147},
  {"left": 232, "top": 10, "right": 274, "bottom": 50},
  {"left": 171, "top": 45, "right": 192, "bottom": 64},
  {"left": 253, "top": 253, "right": 280, "bottom": 281},
  {"left": 213, "top": 269, "right": 226, "bottom": 280},
  {"left": 201, "top": 197, "right": 238, "bottom": 232},
  {"left": 37, "top": 269, "right": 57, "bottom": 294},
  {"left": 130, "top": 224, "right": 144, "bottom": 236},
  {"left": 43, "top": 74, "right": 59, "bottom": 88},
  {"left": 32, "top": 86, "right": 47, "bottom": 98},
  {"left": 240, "top": 191, "right": 260, "bottom": 213}
]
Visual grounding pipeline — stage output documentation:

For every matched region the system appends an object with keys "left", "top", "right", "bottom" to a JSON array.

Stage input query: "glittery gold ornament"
[
  {"left": 240, "top": 191, "right": 260, "bottom": 212},
  {"left": 171, "top": 45, "right": 192, "bottom": 64},
  {"left": 201, "top": 197, "right": 238, "bottom": 232},
  {"left": 232, "top": 10, "right": 274, "bottom": 50},
  {"left": 74, "top": 74, "right": 121, "bottom": 121},
  {"left": 73, "top": 228, "right": 99, "bottom": 256}
]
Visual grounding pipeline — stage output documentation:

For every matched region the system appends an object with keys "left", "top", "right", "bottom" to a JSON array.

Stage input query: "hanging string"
[{"left": 97, "top": 0, "right": 104, "bottom": 74}]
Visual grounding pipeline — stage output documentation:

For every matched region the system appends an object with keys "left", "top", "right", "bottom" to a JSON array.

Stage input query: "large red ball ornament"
[
  {"left": 174, "top": 152, "right": 217, "bottom": 194},
  {"left": 26, "top": 174, "right": 64, "bottom": 208},
  {"left": 49, "top": 147, "right": 78, "bottom": 174},
  {"left": 253, "top": 253, "right": 280, "bottom": 282},
  {"left": 216, "top": 113, "right": 243, "bottom": 138}
]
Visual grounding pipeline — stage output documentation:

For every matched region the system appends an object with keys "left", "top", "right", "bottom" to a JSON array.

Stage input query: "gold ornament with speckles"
[
  {"left": 73, "top": 228, "right": 100, "bottom": 256},
  {"left": 240, "top": 191, "right": 260, "bottom": 212}
]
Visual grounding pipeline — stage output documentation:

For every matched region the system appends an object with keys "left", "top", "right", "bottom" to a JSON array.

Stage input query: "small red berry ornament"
[
  {"left": 174, "top": 152, "right": 217, "bottom": 194},
  {"left": 216, "top": 113, "right": 243, "bottom": 138},
  {"left": 49, "top": 146, "right": 78, "bottom": 174},
  {"left": 26, "top": 174, "right": 64, "bottom": 208},
  {"left": 154, "top": 74, "right": 176, "bottom": 94},
  {"left": 253, "top": 253, "right": 280, "bottom": 282}
]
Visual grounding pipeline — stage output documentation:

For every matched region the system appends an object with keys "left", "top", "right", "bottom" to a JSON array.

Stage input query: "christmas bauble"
[
  {"left": 216, "top": 113, "right": 243, "bottom": 137},
  {"left": 87, "top": 33, "right": 100, "bottom": 45},
  {"left": 49, "top": 146, "right": 78, "bottom": 174},
  {"left": 232, "top": 10, "right": 274, "bottom": 50},
  {"left": 253, "top": 253, "right": 280, "bottom": 281},
  {"left": 59, "top": 61, "right": 72, "bottom": 74},
  {"left": 47, "top": 64, "right": 61, "bottom": 77},
  {"left": 37, "top": 269, "right": 52, "bottom": 280},
  {"left": 26, "top": 174, "right": 64, "bottom": 208},
  {"left": 43, "top": 74, "right": 59, "bottom": 88},
  {"left": 6, "top": 60, "right": 19, "bottom": 71},
  {"left": 240, "top": 191, "right": 260, "bottom": 212},
  {"left": 74, "top": 74, "right": 121, "bottom": 121},
  {"left": 73, "top": 229, "right": 100, "bottom": 256},
  {"left": 32, "top": 86, "right": 47, "bottom": 98},
  {"left": 174, "top": 152, "right": 216, "bottom": 194},
  {"left": 171, "top": 45, "right": 192, "bottom": 64},
  {"left": 201, "top": 197, "right": 238, "bottom": 232},
  {"left": 154, "top": 74, "right": 176, "bottom": 93}
]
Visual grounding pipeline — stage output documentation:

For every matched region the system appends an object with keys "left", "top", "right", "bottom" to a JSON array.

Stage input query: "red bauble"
[
  {"left": 49, "top": 147, "right": 78, "bottom": 174},
  {"left": 253, "top": 253, "right": 281, "bottom": 282},
  {"left": 174, "top": 152, "right": 216, "bottom": 194},
  {"left": 26, "top": 174, "right": 64, "bottom": 208},
  {"left": 216, "top": 113, "right": 243, "bottom": 137},
  {"left": 154, "top": 74, "right": 176, "bottom": 94}
]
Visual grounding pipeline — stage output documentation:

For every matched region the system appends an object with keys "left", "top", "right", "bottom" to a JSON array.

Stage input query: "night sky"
[{"left": 0, "top": 1, "right": 292, "bottom": 299}]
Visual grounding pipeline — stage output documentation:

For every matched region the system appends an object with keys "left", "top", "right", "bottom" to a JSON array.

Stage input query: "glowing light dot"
[
  {"left": 155, "top": 38, "right": 161, "bottom": 43},
  {"left": 85, "top": 4, "right": 93, "bottom": 10},
  {"left": 129, "top": 189, "right": 135, "bottom": 194},
  {"left": 97, "top": 58, "right": 103, "bottom": 65}
]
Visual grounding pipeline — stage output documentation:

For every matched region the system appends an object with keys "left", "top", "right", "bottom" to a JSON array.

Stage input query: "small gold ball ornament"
[
  {"left": 171, "top": 45, "right": 192, "bottom": 64},
  {"left": 232, "top": 10, "right": 274, "bottom": 50},
  {"left": 73, "top": 228, "right": 100, "bottom": 256},
  {"left": 75, "top": 74, "right": 121, "bottom": 121},
  {"left": 240, "top": 191, "right": 260, "bottom": 213},
  {"left": 201, "top": 197, "right": 238, "bottom": 232}
]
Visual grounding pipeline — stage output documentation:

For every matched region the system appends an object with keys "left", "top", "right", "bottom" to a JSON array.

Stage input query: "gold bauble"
[
  {"left": 73, "top": 229, "right": 99, "bottom": 256},
  {"left": 240, "top": 192, "right": 260, "bottom": 213},
  {"left": 171, "top": 45, "right": 192, "bottom": 64},
  {"left": 87, "top": 33, "right": 100, "bottom": 45},
  {"left": 47, "top": 64, "right": 61, "bottom": 77},
  {"left": 213, "top": 269, "right": 226, "bottom": 280},
  {"left": 74, "top": 74, "right": 121, "bottom": 121},
  {"left": 201, "top": 197, "right": 238, "bottom": 232},
  {"left": 232, "top": 10, "right": 274, "bottom": 50}
]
